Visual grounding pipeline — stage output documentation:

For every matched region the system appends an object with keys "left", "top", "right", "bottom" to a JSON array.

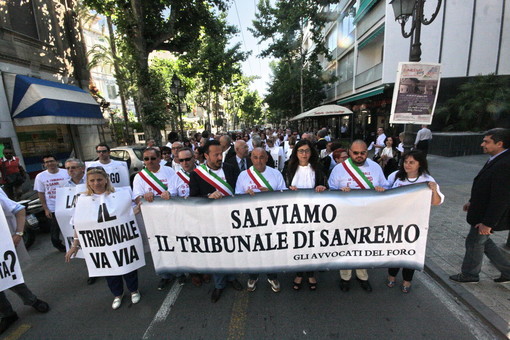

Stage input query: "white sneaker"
[
  {"left": 112, "top": 295, "right": 123, "bottom": 310},
  {"left": 247, "top": 279, "right": 258, "bottom": 292},
  {"left": 268, "top": 279, "right": 281, "bottom": 293},
  {"left": 131, "top": 291, "right": 141, "bottom": 304}
]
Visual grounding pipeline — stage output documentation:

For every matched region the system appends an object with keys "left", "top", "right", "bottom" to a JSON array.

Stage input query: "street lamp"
[
  {"left": 390, "top": 0, "right": 442, "bottom": 62},
  {"left": 170, "top": 74, "right": 186, "bottom": 139}
]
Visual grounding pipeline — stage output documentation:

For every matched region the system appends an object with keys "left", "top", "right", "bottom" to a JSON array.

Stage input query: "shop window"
[{"left": 7, "top": 0, "right": 39, "bottom": 40}]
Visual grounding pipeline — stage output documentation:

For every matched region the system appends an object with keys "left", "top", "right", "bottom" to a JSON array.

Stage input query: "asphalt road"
[{"left": 2, "top": 231, "right": 500, "bottom": 340}]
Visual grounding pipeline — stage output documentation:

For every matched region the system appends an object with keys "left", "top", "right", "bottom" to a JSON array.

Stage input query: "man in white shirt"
[
  {"left": 86, "top": 143, "right": 130, "bottom": 188},
  {"left": 328, "top": 140, "right": 389, "bottom": 293},
  {"left": 170, "top": 142, "right": 183, "bottom": 172},
  {"left": 374, "top": 127, "right": 386, "bottom": 157},
  {"left": 34, "top": 155, "right": 69, "bottom": 252},
  {"left": 168, "top": 147, "right": 195, "bottom": 197},
  {"left": 414, "top": 125, "right": 433, "bottom": 155},
  {"left": 235, "top": 147, "right": 286, "bottom": 293}
]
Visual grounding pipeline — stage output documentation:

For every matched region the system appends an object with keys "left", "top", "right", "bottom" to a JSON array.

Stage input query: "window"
[
  {"left": 7, "top": 0, "right": 39, "bottom": 40},
  {"left": 107, "top": 84, "right": 118, "bottom": 99},
  {"left": 326, "top": 28, "right": 337, "bottom": 52},
  {"left": 337, "top": 52, "right": 354, "bottom": 82}
]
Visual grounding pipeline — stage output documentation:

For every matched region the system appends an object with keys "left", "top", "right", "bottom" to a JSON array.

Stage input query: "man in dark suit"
[
  {"left": 224, "top": 140, "right": 252, "bottom": 172},
  {"left": 189, "top": 140, "right": 243, "bottom": 302},
  {"left": 450, "top": 128, "right": 510, "bottom": 283}
]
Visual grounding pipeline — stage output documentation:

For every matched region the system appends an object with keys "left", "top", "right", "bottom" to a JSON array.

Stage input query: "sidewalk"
[{"left": 426, "top": 154, "right": 510, "bottom": 338}]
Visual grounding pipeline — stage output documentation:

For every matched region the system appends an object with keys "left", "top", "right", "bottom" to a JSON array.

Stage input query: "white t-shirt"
[
  {"left": 375, "top": 133, "right": 386, "bottom": 155},
  {"left": 86, "top": 159, "right": 129, "bottom": 188},
  {"left": 168, "top": 169, "right": 192, "bottom": 197},
  {"left": 387, "top": 171, "right": 445, "bottom": 204},
  {"left": 132, "top": 166, "right": 177, "bottom": 199},
  {"left": 235, "top": 167, "right": 287, "bottom": 194},
  {"left": 328, "top": 158, "right": 389, "bottom": 190},
  {"left": 34, "top": 168, "right": 69, "bottom": 212}
]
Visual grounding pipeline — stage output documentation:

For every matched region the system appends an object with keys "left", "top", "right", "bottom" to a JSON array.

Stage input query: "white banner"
[
  {"left": 55, "top": 186, "right": 86, "bottom": 258},
  {"left": 390, "top": 62, "right": 441, "bottom": 124},
  {"left": 0, "top": 208, "right": 24, "bottom": 291},
  {"left": 141, "top": 184, "right": 432, "bottom": 274},
  {"left": 85, "top": 161, "right": 130, "bottom": 188},
  {"left": 73, "top": 187, "right": 145, "bottom": 277}
]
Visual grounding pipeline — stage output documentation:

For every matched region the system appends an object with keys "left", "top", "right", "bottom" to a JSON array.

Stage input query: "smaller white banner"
[
  {"left": 0, "top": 208, "right": 24, "bottom": 291},
  {"left": 85, "top": 161, "right": 130, "bottom": 188},
  {"left": 55, "top": 186, "right": 86, "bottom": 258},
  {"left": 73, "top": 187, "right": 145, "bottom": 277}
]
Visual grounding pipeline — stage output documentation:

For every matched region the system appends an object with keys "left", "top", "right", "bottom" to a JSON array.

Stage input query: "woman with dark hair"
[
  {"left": 386, "top": 150, "right": 444, "bottom": 293},
  {"left": 282, "top": 140, "right": 327, "bottom": 291},
  {"left": 378, "top": 136, "right": 399, "bottom": 178}
]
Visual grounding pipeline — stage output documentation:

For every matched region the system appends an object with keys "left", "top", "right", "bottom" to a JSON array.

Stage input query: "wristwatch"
[{"left": 15, "top": 231, "right": 24, "bottom": 236}]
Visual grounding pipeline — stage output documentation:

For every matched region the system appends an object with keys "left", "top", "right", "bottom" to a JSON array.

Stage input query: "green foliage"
[{"left": 435, "top": 74, "right": 510, "bottom": 131}]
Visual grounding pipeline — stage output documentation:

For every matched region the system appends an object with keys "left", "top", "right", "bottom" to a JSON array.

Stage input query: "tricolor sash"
[
  {"left": 177, "top": 170, "right": 190, "bottom": 184},
  {"left": 246, "top": 166, "right": 273, "bottom": 191},
  {"left": 342, "top": 158, "right": 375, "bottom": 189},
  {"left": 195, "top": 164, "right": 234, "bottom": 196},
  {"left": 138, "top": 168, "right": 168, "bottom": 195}
]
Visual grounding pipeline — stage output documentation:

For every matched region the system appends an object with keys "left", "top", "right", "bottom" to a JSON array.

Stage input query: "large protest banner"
[
  {"left": 0, "top": 208, "right": 24, "bottom": 291},
  {"left": 73, "top": 187, "right": 145, "bottom": 277},
  {"left": 141, "top": 184, "right": 432, "bottom": 274},
  {"left": 55, "top": 185, "right": 86, "bottom": 258}
]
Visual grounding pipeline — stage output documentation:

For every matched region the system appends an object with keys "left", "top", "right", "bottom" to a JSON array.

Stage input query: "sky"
[{"left": 225, "top": 0, "right": 274, "bottom": 96}]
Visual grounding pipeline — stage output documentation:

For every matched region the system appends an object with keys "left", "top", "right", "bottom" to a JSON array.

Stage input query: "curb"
[{"left": 424, "top": 258, "right": 509, "bottom": 339}]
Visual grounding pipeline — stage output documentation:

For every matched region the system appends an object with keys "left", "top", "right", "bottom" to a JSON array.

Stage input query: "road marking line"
[
  {"left": 142, "top": 281, "right": 183, "bottom": 339},
  {"left": 227, "top": 290, "right": 249, "bottom": 340},
  {"left": 3, "top": 323, "right": 31, "bottom": 340}
]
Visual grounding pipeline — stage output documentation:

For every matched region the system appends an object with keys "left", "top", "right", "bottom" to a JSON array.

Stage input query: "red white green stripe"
[
  {"left": 247, "top": 166, "right": 273, "bottom": 191},
  {"left": 342, "top": 158, "right": 375, "bottom": 189},
  {"left": 176, "top": 170, "right": 190, "bottom": 184},
  {"left": 139, "top": 168, "right": 168, "bottom": 195},
  {"left": 195, "top": 164, "right": 234, "bottom": 196}
]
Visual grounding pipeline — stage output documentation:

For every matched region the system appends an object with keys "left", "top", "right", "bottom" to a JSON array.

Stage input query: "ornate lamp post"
[
  {"left": 170, "top": 74, "right": 186, "bottom": 139},
  {"left": 390, "top": 0, "right": 441, "bottom": 151}
]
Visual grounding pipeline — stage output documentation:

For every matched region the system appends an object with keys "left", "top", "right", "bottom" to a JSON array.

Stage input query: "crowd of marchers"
[{"left": 1, "top": 126, "right": 510, "bottom": 336}]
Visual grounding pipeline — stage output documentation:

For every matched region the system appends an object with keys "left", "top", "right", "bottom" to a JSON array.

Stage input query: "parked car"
[{"left": 108, "top": 146, "right": 145, "bottom": 185}]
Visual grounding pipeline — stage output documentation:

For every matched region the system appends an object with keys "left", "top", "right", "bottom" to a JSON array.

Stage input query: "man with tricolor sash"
[
  {"left": 189, "top": 140, "right": 243, "bottom": 302},
  {"left": 132, "top": 147, "right": 185, "bottom": 290},
  {"left": 328, "top": 140, "right": 389, "bottom": 293},
  {"left": 235, "top": 147, "right": 287, "bottom": 293},
  {"left": 168, "top": 147, "right": 195, "bottom": 197}
]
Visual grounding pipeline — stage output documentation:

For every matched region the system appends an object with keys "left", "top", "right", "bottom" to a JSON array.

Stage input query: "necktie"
[{"left": 240, "top": 159, "right": 246, "bottom": 171}]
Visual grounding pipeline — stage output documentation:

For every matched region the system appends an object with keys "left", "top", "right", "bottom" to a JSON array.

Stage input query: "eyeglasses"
[
  {"left": 297, "top": 149, "right": 311, "bottom": 154},
  {"left": 96, "top": 150, "right": 109, "bottom": 154},
  {"left": 144, "top": 157, "right": 157, "bottom": 161},
  {"left": 66, "top": 166, "right": 82, "bottom": 170},
  {"left": 87, "top": 166, "right": 105, "bottom": 172},
  {"left": 351, "top": 151, "right": 367, "bottom": 155},
  {"left": 179, "top": 157, "right": 192, "bottom": 162}
]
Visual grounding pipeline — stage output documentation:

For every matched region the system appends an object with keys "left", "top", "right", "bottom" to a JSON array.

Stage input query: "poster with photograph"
[{"left": 390, "top": 62, "right": 441, "bottom": 124}]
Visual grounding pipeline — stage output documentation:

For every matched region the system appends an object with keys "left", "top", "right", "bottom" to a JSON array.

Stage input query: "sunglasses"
[
  {"left": 96, "top": 150, "right": 109, "bottom": 154},
  {"left": 179, "top": 157, "right": 192, "bottom": 162},
  {"left": 144, "top": 157, "right": 157, "bottom": 161},
  {"left": 351, "top": 151, "right": 367, "bottom": 155},
  {"left": 87, "top": 166, "right": 105, "bottom": 172}
]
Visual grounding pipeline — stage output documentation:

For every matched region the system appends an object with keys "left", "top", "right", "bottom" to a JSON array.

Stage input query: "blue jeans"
[
  {"left": 0, "top": 283, "right": 37, "bottom": 318},
  {"left": 461, "top": 225, "right": 510, "bottom": 278},
  {"left": 213, "top": 274, "right": 236, "bottom": 289}
]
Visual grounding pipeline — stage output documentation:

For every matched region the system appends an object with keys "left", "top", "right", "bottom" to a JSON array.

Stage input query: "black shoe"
[
  {"left": 87, "top": 277, "right": 97, "bottom": 285},
  {"left": 211, "top": 288, "right": 223, "bottom": 303},
  {"left": 158, "top": 278, "right": 171, "bottom": 291},
  {"left": 32, "top": 299, "right": 50, "bottom": 313},
  {"left": 339, "top": 279, "right": 350, "bottom": 292},
  {"left": 449, "top": 273, "right": 479, "bottom": 283},
  {"left": 229, "top": 279, "right": 243, "bottom": 291},
  {"left": 494, "top": 276, "right": 510, "bottom": 283},
  {"left": 178, "top": 275, "right": 186, "bottom": 286},
  {"left": 357, "top": 278, "right": 372, "bottom": 292},
  {"left": 0, "top": 313, "right": 18, "bottom": 335}
]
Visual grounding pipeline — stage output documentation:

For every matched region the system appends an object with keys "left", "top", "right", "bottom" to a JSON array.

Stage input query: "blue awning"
[{"left": 3, "top": 73, "right": 105, "bottom": 126}]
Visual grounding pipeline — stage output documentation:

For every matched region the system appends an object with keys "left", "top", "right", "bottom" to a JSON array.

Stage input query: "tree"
[
  {"left": 435, "top": 74, "right": 510, "bottom": 131},
  {"left": 251, "top": 0, "right": 336, "bottom": 115},
  {"left": 84, "top": 0, "right": 229, "bottom": 144}
]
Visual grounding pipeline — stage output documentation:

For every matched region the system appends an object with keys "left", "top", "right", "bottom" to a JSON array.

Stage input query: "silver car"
[{"left": 109, "top": 146, "right": 145, "bottom": 184}]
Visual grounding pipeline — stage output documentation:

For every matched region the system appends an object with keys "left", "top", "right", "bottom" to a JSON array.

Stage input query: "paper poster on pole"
[
  {"left": 0, "top": 208, "right": 24, "bottom": 291},
  {"left": 141, "top": 184, "right": 432, "bottom": 274},
  {"left": 390, "top": 62, "right": 441, "bottom": 124},
  {"left": 73, "top": 187, "right": 145, "bottom": 277},
  {"left": 55, "top": 186, "right": 86, "bottom": 258}
]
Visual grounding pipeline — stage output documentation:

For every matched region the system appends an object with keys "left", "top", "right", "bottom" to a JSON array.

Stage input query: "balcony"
[
  {"left": 336, "top": 79, "right": 353, "bottom": 95},
  {"left": 355, "top": 63, "right": 382, "bottom": 88}
]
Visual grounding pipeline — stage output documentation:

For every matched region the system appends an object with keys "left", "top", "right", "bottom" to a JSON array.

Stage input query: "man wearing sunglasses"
[
  {"left": 132, "top": 148, "right": 184, "bottom": 290},
  {"left": 34, "top": 155, "right": 69, "bottom": 252},
  {"left": 85, "top": 143, "right": 129, "bottom": 188},
  {"left": 168, "top": 147, "right": 195, "bottom": 198},
  {"left": 328, "top": 140, "right": 389, "bottom": 293}
]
